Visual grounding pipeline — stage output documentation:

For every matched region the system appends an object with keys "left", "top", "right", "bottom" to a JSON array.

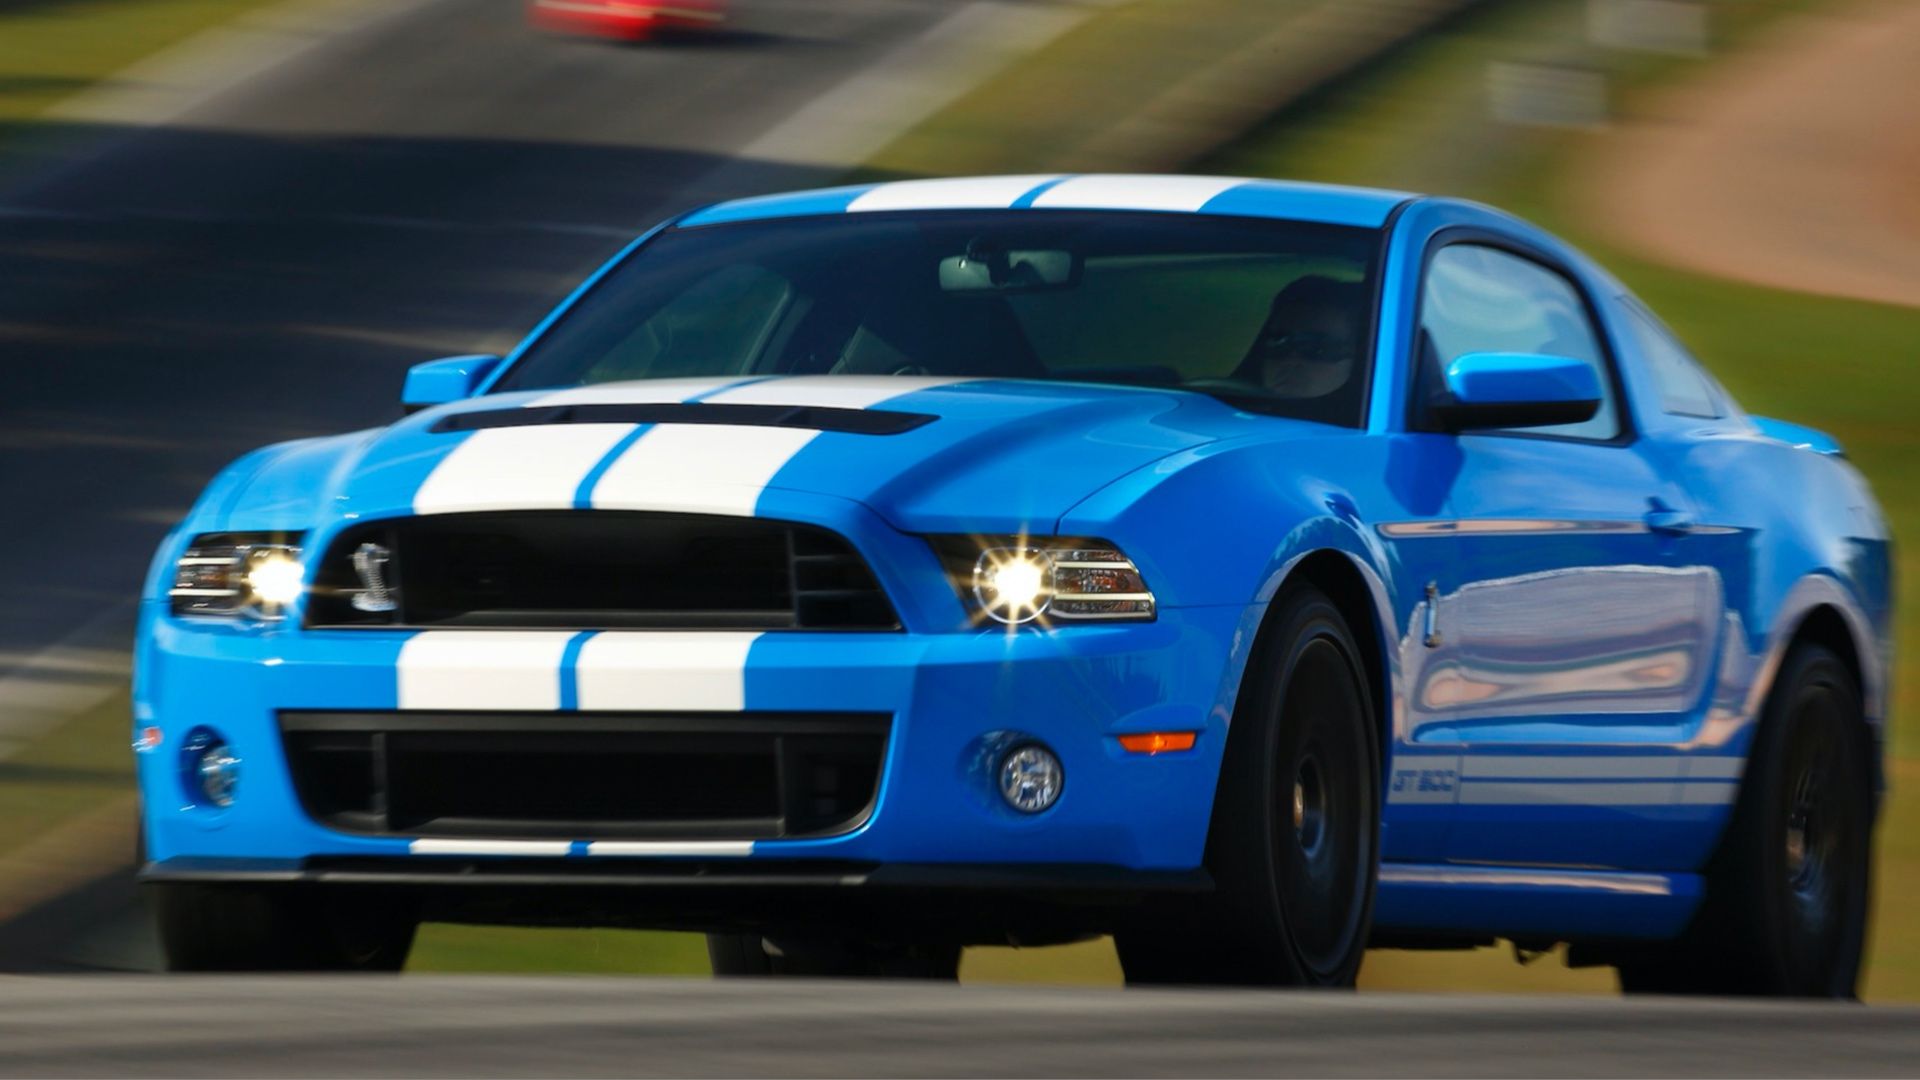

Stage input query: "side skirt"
[{"left": 1373, "top": 863, "right": 1703, "bottom": 943}]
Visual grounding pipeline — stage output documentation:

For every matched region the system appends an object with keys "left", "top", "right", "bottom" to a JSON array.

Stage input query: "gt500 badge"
[{"left": 1388, "top": 766, "right": 1457, "bottom": 804}]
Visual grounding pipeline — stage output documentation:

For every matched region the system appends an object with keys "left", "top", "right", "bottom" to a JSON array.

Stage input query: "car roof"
[{"left": 678, "top": 174, "right": 1420, "bottom": 230}]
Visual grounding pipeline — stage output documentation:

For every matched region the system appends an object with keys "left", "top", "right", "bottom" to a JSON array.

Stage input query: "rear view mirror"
[
  {"left": 938, "top": 244, "right": 1077, "bottom": 292},
  {"left": 1435, "top": 352, "right": 1601, "bottom": 432},
  {"left": 402, "top": 354, "right": 502, "bottom": 413}
]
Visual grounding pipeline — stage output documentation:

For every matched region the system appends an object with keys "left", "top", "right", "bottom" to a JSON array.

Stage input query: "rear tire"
[
  {"left": 1617, "top": 643, "right": 1873, "bottom": 998},
  {"left": 153, "top": 885, "right": 416, "bottom": 972},
  {"left": 706, "top": 933, "right": 960, "bottom": 979},
  {"left": 1115, "top": 584, "right": 1379, "bottom": 986}
]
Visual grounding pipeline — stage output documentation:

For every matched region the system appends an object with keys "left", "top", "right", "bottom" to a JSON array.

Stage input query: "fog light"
[
  {"left": 181, "top": 729, "right": 240, "bottom": 809},
  {"left": 998, "top": 743, "right": 1063, "bottom": 813}
]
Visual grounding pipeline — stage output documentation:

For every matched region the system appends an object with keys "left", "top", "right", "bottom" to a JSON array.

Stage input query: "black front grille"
[
  {"left": 304, "top": 511, "right": 897, "bottom": 630},
  {"left": 280, "top": 711, "right": 889, "bottom": 840}
]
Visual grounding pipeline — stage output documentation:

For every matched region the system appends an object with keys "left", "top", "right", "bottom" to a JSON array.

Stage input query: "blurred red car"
[{"left": 527, "top": 0, "right": 726, "bottom": 41}]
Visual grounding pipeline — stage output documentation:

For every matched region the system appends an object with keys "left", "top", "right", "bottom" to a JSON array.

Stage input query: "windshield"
[{"left": 496, "top": 211, "right": 1383, "bottom": 426}]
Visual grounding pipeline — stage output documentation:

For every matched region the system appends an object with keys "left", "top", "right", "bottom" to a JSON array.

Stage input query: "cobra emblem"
[{"left": 351, "top": 542, "right": 397, "bottom": 613}]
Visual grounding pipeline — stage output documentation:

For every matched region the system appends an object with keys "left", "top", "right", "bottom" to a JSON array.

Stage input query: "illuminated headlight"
[
  {"left": 169, "top": 533, "right": 306, "bottom": 620},
  {"left": 931, "top": 536, "right": 1155, "bottom": 625}
]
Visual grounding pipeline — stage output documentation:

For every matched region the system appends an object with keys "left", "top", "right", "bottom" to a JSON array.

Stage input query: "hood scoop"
[{"left": 429, "top": 402, "right": 938, "bottom": 436}]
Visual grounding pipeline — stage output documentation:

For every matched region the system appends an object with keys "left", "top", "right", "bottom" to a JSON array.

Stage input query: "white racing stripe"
[
  {"left": 847, "top": 175, "right": 1061, "bottom": 212},
  {"left": 574, "top": 632, "right": 761, "bottom": 711},
  {"left": 410, "top": 839, "right": 572, "bottom": 856},
  {"left": 413, "top": 425, "right": 635, "bottom": 515},
  {"left": 1030, "top": 174, "right": 1246, "bottom": 212},
  {"left": 589, "top": 425, "right": 819, "bottom": 516},
  {"left": 397, "top": 631, "right": 575, "bottom": 711},
  {"left": 586, "top": 841, "right": 754, "bottom": 857},
  {"left": 585, "top": 377, "right": 967, "bottom": 514}
]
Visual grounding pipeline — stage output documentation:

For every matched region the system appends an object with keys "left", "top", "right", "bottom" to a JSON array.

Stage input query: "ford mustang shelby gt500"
[{"left": 137, "top": 174, "right": 1890, "bottom": 994}]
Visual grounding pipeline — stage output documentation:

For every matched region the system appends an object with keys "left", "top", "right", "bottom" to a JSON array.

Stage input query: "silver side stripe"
[
  {"left": 396, "top": 631, "right": 576, "bottom": 711},
  {"left": 1464, "top": 756, "right": 1687, "bottom": 780},
  {"left": 1029, "top": 174, "right": 1245, "bottom": 212},
  {"left": 1378, "top": 864, "right": 1674, "bottom": 896},
  {"left": 846, "top": 175, "right": 1063, "bottom": 212},
  {"left": 1457, "top": 780, "right": 1739, "bottom": 807},
  {"left": 586, "top": 841, "right": 754, "bottom": 857},
  {"left": 1678, "top": 782, "right": 1741, "bottom": 805},
  {"left": 410, "top": 839, "right": 572, "bottom": 856},
  {"left": 574, "top": 632, "right": 761, "bottom": 711}
]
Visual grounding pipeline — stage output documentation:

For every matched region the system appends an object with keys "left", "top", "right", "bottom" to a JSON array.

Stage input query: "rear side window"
[
  {"left": 1622, "top": 302, "right": 1722, "bottom": 418},
  {"left": 1419, "top": 244, "right": 1620, "bottom": 440}
]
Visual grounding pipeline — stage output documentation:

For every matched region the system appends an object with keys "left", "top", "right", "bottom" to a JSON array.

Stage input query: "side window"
[
  {"left": 1420, "top": 244, "right": 1620, "bottom": 440},
  {"left": 1622, "top": 302, "right": 1722, "bottom": 418}
]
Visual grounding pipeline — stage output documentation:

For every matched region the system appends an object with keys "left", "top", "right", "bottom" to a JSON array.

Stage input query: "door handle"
[{"left": 1644, "top": 507, "right": 1695, "bottom": 535}]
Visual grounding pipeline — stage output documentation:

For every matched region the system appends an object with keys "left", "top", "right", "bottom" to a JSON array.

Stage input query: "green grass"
[
  {"left": 0, "top": 688, "right": 133, "bottom": 866},
  {"left": 0, "top": 0, "right": 291, "bottom": 175}
]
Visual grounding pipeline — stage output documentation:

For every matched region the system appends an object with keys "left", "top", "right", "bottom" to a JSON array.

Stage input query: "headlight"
[
  {"left": 930, "top": 536, "right": 1155, "bottom": 625},
  {"left": 169, "top": 533, "right": 306, "bottom": 620}
]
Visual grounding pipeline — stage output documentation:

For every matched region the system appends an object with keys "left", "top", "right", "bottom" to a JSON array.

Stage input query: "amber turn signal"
[{"left": 1118, "top": 732, "right": 1197, "bottom": 755}]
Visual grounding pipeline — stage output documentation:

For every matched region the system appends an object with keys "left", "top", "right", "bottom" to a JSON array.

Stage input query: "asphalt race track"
[{"left": 0, "top": 976, "right": 1916, "bottom": 1077}]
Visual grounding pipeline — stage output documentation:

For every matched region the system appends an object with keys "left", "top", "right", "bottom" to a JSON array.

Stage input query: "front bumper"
[{"left": 136, "top": 604, "right": 1245, "bottom": 880}]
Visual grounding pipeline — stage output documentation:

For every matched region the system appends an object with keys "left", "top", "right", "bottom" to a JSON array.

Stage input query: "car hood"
[{"left": 210, "top": 377, "right": 1256, "bottom": 536}]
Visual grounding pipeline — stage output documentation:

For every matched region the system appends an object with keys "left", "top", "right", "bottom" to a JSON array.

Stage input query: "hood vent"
[{"left": 430, "top": 402, "right": 936, "bottom": 436}]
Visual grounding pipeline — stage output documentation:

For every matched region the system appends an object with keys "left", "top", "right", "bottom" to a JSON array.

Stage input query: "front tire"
[
  {"left": 153, "top": 885, "right": 416, "bottom": 972},
  {"left": 1618, "top": 643, "right": 1874, "bottom": 998},
  {"left": 1116, "top": 584, "right": 1380, "bottom": 986}
]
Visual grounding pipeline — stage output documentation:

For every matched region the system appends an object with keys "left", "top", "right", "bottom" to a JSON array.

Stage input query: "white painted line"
[
  {"left": 848, "top": 175, "right": 1062, "bottom": 212},
  {"left": 396, "top": 631, "right": 576, "bottom": 712},
  {"left": 412, "top": 424, "right": 637, "bottom": 515},
  {"left": 1031, "top": 174, "right": 1247, "bottom": 213},
  {"left": 587, "top": 424, "right": 818, "bottom": 517},
  {"left": 410, "top": 838, "right": 572, "bottom": 856},
  {"left": 586, "top": 841, "right": 754, "bottom": 857},
  {"left": 574, "top": 633, "right": 761, "bottom": 712}
]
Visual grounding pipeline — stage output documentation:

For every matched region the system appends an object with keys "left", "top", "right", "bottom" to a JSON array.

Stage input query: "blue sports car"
[{"left": 137, "top": 174, "right": 1891, "bottom": 994}]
